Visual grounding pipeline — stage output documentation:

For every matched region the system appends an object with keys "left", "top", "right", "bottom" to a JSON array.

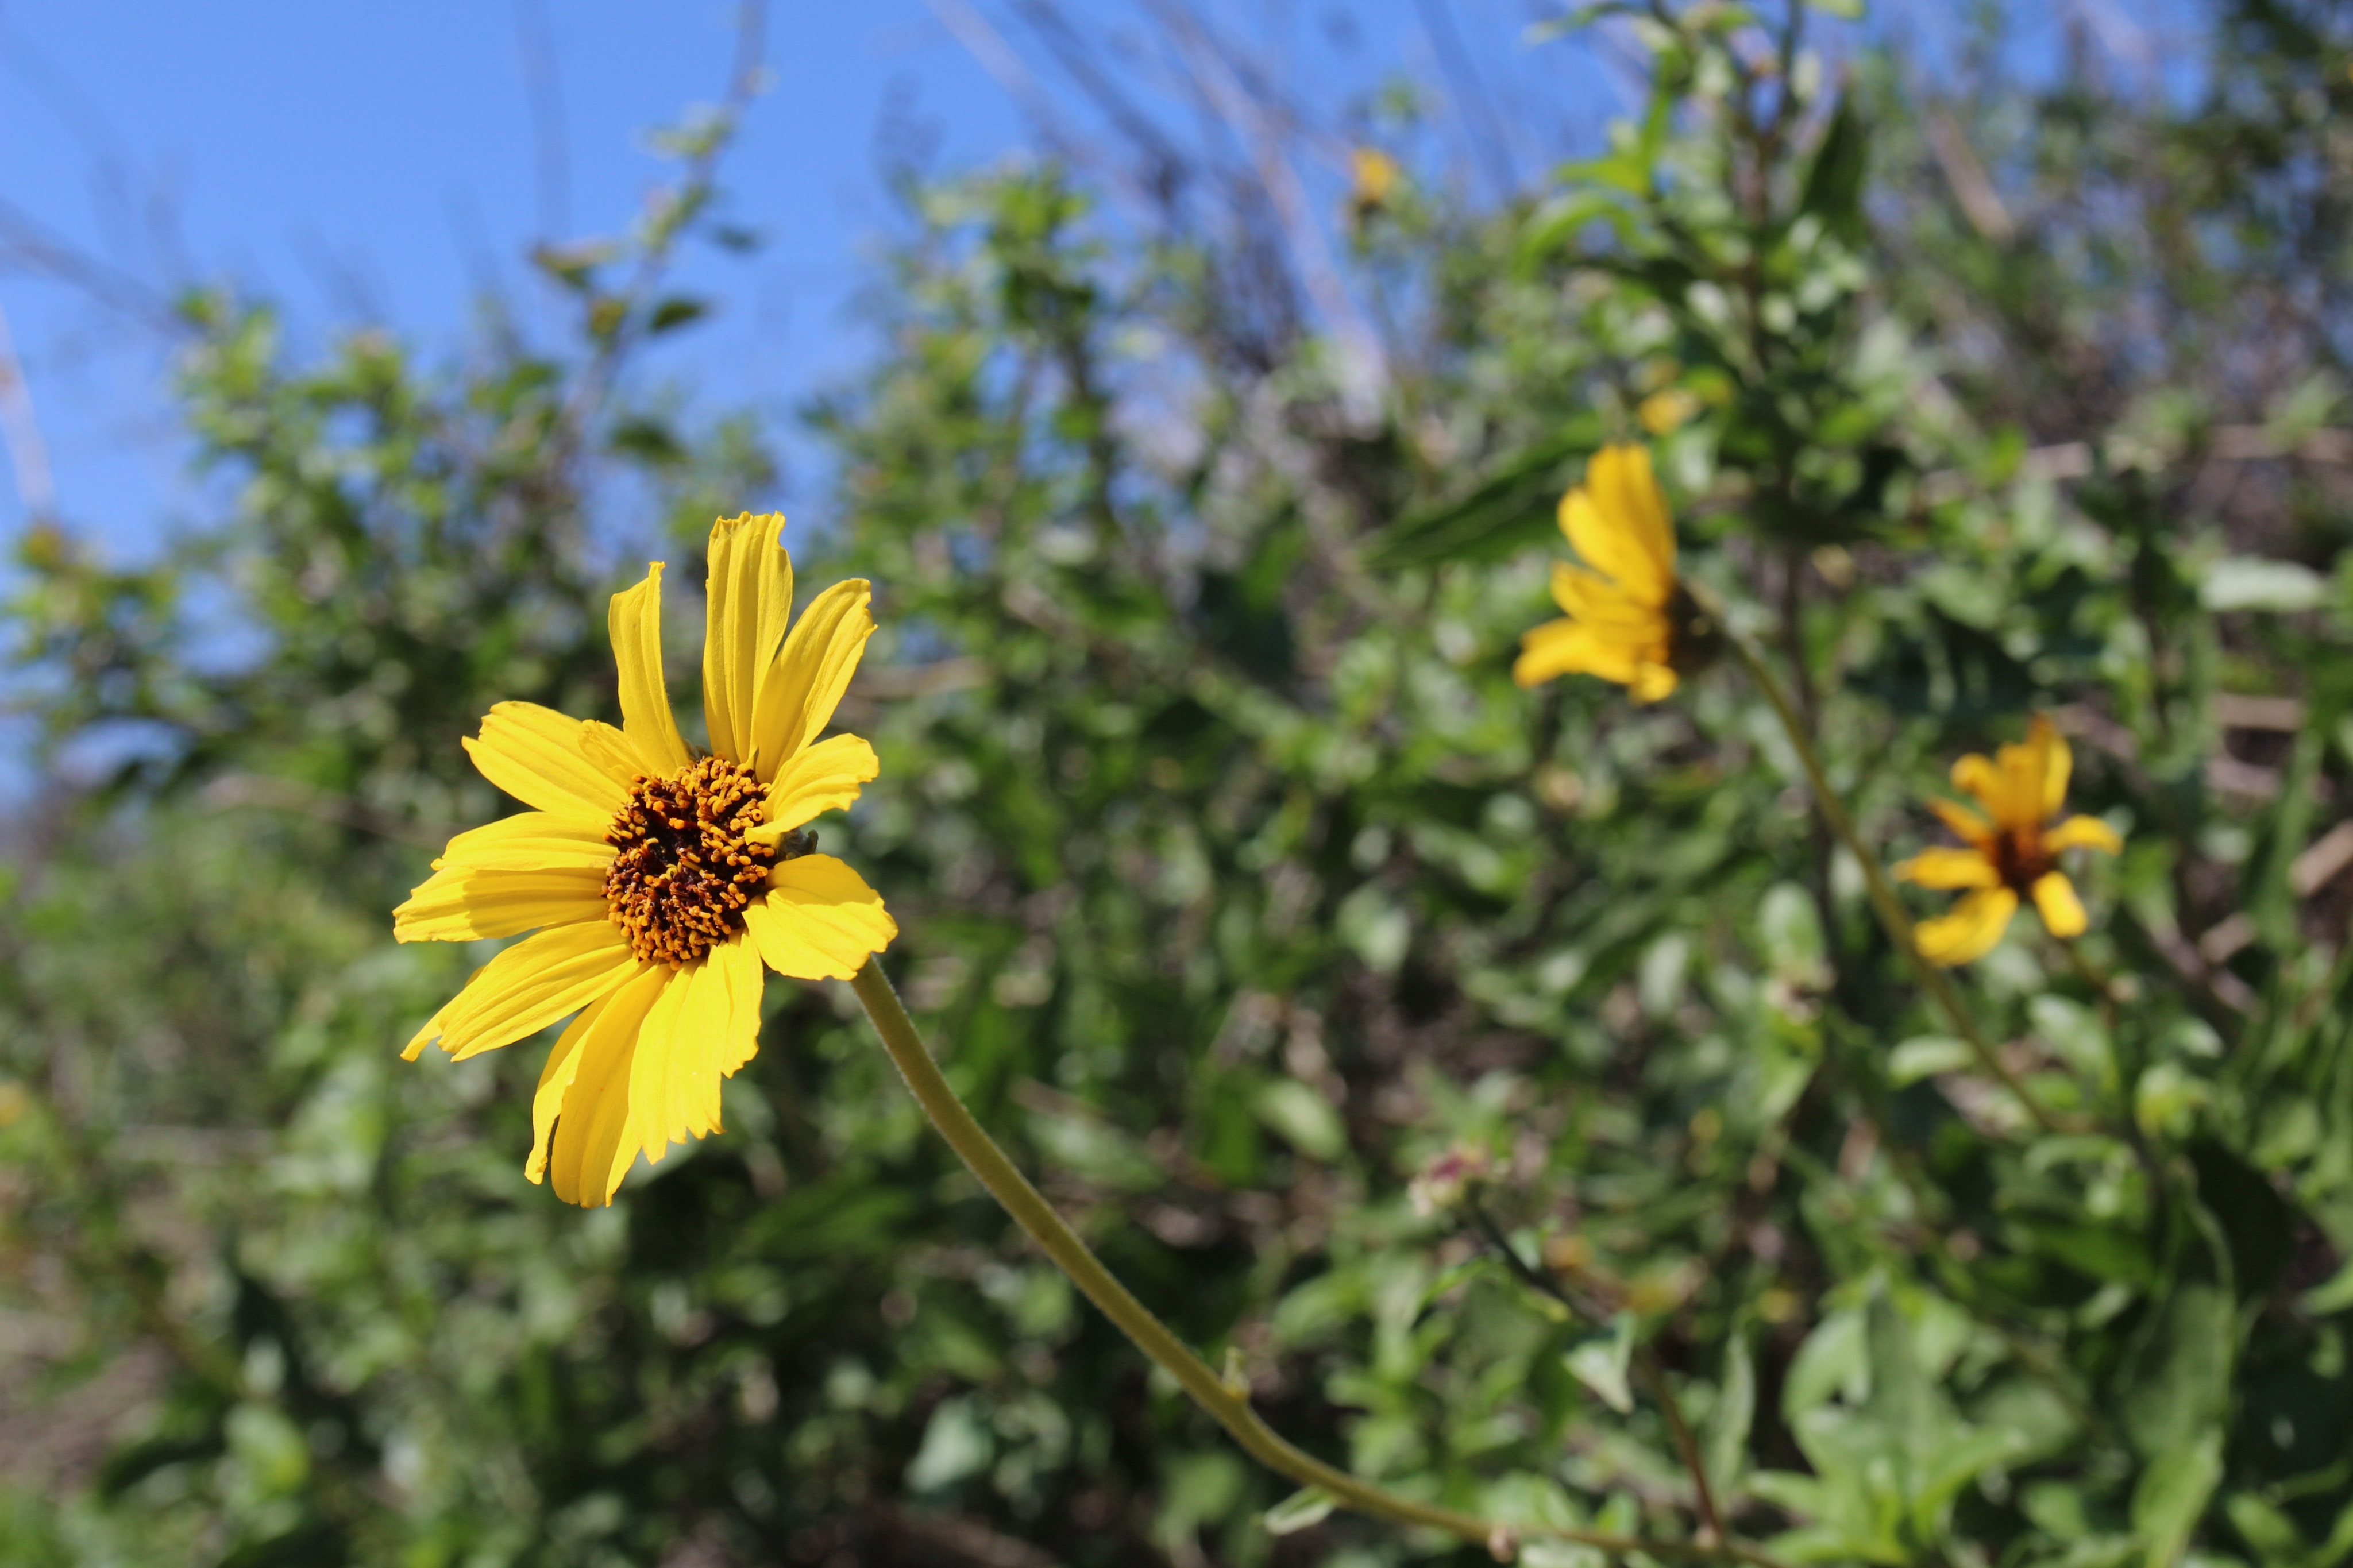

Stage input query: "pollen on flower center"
[{"left": 603, "top": 756, "right": 804, "bottom": 967}]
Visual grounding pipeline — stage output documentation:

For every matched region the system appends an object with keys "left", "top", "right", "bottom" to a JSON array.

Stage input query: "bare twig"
[
  {"left": 1142, "top": 0, "right": 1389, "bottom": 412},
  {"left": 0, "top": 295, "right": 56, "bottom": 520},
  {"left": 513, "top": 0, "right": 574, "bottom": 241}
]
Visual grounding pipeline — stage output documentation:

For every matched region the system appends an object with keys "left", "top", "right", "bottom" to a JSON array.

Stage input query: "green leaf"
[
  {"left": 905, "top": 1396, "right": 993, "bottom": 1491},
  {"left": 1565, "top": 1312, "right": 1636, "bottom": 1414},
  {"left": 2131, "top": 1431, "right": 2222, "bottom": 1568},
  {"left": 1253, "top": 1078, "right": 1347, "bottom": 1161},
  {"left": 1522, "top": 1, "right": 1641, "bottom": 44},
  {"left": 1261, "top": 1488, "right": 1337, "bottom": 1535},
  {"left": 2188, "top": 1138, "right": 2293, "bottom": 1299},
  {"left": 1413, "top": 1257, "right": 1495, "bottom": 1318},
  {"left": 1366, "top": 417, "right": 1602, "bottom": 567},
  {"left": 2117, "top": 1283, "right": 2232, "bottom": 1462},
  {"left": 646, "top": 295, "right": 709, "bottom": 334},
  {"left": 2299, "top": 1252, "right": 2353, "bottom": 1315},
  {"left": 2223, "top": 1492, "right": 2305, "bottom": 1563},
  {"left": 607, "top": 416, "right": 686, "bottom": 465},
  {"left": 2202, "top": 557, "right": 2326, "bottom": 612},
  {"left": 1517, "top": 191, "right": 1638, "bottom": 270},
  {"left": 1704, "top": 1326, "right": 1757, "bottom": 1492},
  {"left": 1335, "top": 884, "right": 1410, "bottom": 972},
  {"left": 1888, "top": 1036, "right": 1974, "bottom": 1086},
  {"left": 1799, "top": 99, "right": 1869, "bottom": 238},
  {"left": 1784, "top": 1308, "right": 1869, "bottom": 1415}
]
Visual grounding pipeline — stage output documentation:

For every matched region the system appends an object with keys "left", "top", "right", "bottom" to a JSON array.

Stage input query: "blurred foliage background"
[{"left": 6, "top": 2, "right": 2353, "bottom": 1564}]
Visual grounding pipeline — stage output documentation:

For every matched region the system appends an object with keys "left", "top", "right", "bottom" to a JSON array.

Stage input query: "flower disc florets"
[
  {"left": 1986, "top": 827, "right": 2055, "bottom": 895},
  {"left": 604, "top": 756, "right": 786, "bottom": 966}
]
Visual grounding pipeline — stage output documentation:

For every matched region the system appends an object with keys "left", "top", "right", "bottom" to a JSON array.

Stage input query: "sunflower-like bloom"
[
  {"left": 1897, "top": 715, "right": 2122, "bottom": 967},
  {"left": 1513, "top": 443, "right": 1701, "bottom": 702},
  {"left": 395, "top": 513, "right": 897, "bottom": 1206}
]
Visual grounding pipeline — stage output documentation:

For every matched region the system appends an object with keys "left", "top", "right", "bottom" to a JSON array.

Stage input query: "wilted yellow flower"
[
  {"left": 1348, "top": 146, "right": 1402, "bottom": 218},
  {"left": 396, "top": 513, "right": 896, "bottom": 1206},
  {"left": 1897, "top": 716, "right": 2121, "bottom": 966},
  {"left": 1514, "top": 444, "right": 1703, "bottom": 702}
]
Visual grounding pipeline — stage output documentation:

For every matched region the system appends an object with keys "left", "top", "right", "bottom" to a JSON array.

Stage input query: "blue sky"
[
  {"left": 0, "top": 0, "right": 2203, "bottom": 553},
  {"left": 0, "top": 0, "right": 1034, "bottom": 547},
  {"left": 0, "top": 0, "right": 1613, "bottom": 559}
]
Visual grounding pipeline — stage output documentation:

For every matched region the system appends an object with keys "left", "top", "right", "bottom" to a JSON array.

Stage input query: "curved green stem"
[
  {"left": 849, "top": 957, "right": 1792, "bottom": 1568},
  {"left": 1723, "top": 635, "right": 2066, "bottom": 1137}
]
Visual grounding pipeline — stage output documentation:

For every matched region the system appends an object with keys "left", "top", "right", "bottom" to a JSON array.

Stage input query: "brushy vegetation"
[{"left": 6, "top": 3, "right": 2353, "bottom": 1564}]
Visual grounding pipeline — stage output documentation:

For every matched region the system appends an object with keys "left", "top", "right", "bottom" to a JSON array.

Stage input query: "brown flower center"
[
  {"left": 603, "top": 757, "right": 799, "bottom": 967},
  {"left": 1988, "top": 827, "right": 2054, "bottom": 893},
  {"left": 1662, "top": 584, "right": 1722, "bottom": 675}
]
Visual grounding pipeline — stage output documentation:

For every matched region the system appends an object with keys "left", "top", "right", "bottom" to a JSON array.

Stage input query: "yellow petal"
[
  {"left": 757, "top": 733, "right": 880, "bottom": 836},
  {"left": 608, "top": 563, "right": 692, "bottom": 774},
  {"left": 464, "top": 703, "right": 632, "bottom": 818},
  {"left": 1548, "top": 563, "right": 1671, "bottom": 634},
  {"left": 1560, "top": 444, "right": 1674, "bottom": 606},
  {"left": 578, "top": 717, "right": 665, "bottom": 782},
  {"left": 549, "top": 964, "right": 670, "bottom": 1206},
  {"left": 1949, "top": 751, "right": 2022, "bottom": 825},
  {"left": 626, "top": 957, "right": 703, "bottom": 1163},
  {"left": 1927, "top": 798, "right": 1993, "bottom": 846},
  {"left": 1996, "top": 727, "right": 2046, "bottom": 832},
  {"left": 394, "top": 864, "right": 610, "bottom": 943},
  {"left": 1628, "top": 662, "right": 1679, "bottom": 703},
  {"left": 741, "top": 855, "right": 897, "bottom": 980},
  {"left": 701, "top": 513, "right": 794, "bottom": 766},
  {"left": 676, "top": 952, "right": 741, "bottom": 1150},
  {"left": 432, "top": 810, "right": 616, "bottom": 872},
  {"left": 528, "top": 988, "right": 614, "bottom": 1184},
  {"left": 605, "top": 944, "right": 759, "bottom": 1179},
  {"left": 708, "top": 933, "right": 765, "bottom": 1078},
  {"left": 402, "top": 972, "right": 479, "bottom": 1061},
  {"left": 2045, "top": 814, "right": 2123, "bottom": 855},
  {"left": 427, "top": 920, "right": 638, "bottom": 1061},
  {"left": 2031, "top": 716, "right": 2071, "bottom": 817},
  {"left": 1896, "top": 847, "right": 2000, "bottom": 890},
  {"left": 748, "top": 580, "right": 875, "bottom": 780},
  {"left": 1513, "top": 618, "right": 1645, "bottom": 689},
  {"left": 1913, "top": 887, "right": 2019, "bottom": 967},
  {"left": 2031, "top": 871, "right": 2088, "bottom": 939}
]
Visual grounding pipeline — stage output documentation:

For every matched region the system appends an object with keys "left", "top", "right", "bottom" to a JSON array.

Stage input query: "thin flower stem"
[
  {"left": 848, "top": 957, "right": 1793, "bottom": 1568},
  {"left": 1461, "top": 1193, "right": 1727, "bottom": 1543},
  {"left": 1724, "top": 635, "right": 2067, "bottom": 1138}
]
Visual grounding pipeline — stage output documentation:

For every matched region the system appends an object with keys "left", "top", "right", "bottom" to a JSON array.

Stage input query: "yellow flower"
[
  {"left": 1897, "top": 715, "right": 2121, "bottom": 966},
  {"left": 1513, "top": 444, "right": 1698, "bottom": 702},
  {"left": 1348, "top": 146, "right": 1401, "bottom": 218},
  {"left": 395, "top": 513, "right": 897, "bottom": 1206},
  {"left": 1636, "top": 388, "right": 1700, "bottom": 437}
]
